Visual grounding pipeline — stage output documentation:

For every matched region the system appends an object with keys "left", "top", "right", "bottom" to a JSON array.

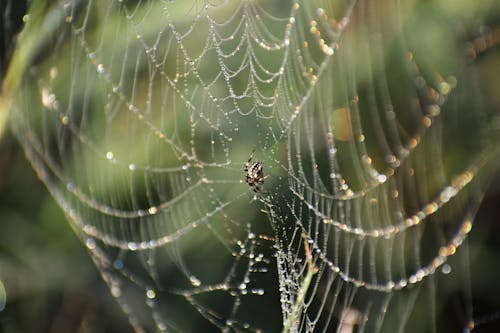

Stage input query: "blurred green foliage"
[{"left": 0, "top": 134, "right": 133, "bottom": 332}]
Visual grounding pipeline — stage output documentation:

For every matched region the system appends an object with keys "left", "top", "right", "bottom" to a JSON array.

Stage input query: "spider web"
[{"left": 8, "top": 0, "right": 500, "bottom": 332}]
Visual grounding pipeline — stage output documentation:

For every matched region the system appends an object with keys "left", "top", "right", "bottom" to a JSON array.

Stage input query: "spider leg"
[
  {"left": 246, "top": 148, "right": 256, "bottom": 164},
  {"left": 243, "top": 148, "right": 256, "bottom": 171},
  {"left": 256, "top": 175, "right": 268, "bottom": 185}
]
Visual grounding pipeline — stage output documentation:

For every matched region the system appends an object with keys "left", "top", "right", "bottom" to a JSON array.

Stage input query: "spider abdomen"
[{"left": 244, "top": 153, "right": 266, "bottom": 192}]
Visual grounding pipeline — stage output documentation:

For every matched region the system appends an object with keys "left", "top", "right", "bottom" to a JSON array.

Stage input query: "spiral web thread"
[{"left": 10, "top": 0, "right": 500, "bottom": 332}]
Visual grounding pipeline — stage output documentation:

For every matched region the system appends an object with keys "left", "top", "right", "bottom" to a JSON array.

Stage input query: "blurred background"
[
  {"left": 1, "top": 0, "right": 500, "bottom": 332},
  {"left": 1, "top": 1, "right": 132, "bottom": 331},
  {"left": 0, "top": 133, "right": 134, "bottom": 333}
]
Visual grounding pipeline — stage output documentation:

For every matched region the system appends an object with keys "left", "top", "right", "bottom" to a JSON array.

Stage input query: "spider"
[{"left": 244, "top": 149, "right": 267, "bottom": 192}]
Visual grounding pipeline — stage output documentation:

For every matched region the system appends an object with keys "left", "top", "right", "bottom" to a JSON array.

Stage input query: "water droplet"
[
  {"left": 158, "top": 322, "right": 167, "bottom": 331},
  {"left": 438, "top": 82, "right": 451, "bottom": 95},
  {"left": 376, "top": 174, "right": 387, "bottom": 183},
  {"left": 114, "top": 259, "right": 124, "bottom": 269},
  {"left": 86, "top": 238, "right": 96, "bottom": 249},
  {"left": 106, "top": 151, "right": 114, "bottom": 160},
  {"left": 190, "top": 276, "right": 201, "bottom": 286},
  {"left": 49, "top": 67, "right": 58, "bottom": 79},
  {"left": 428, "top": 104, "right": 441, "bottom": 116},
  {"left": 442, "top": 264, "right": 451, "bottom": 274},
  {"left": 146, "top": 289, "right": 156, "bottom": 299},
  {"left": 252, "top": 288, "right": 264, "bottom": 295},
  {"left": 41, "top": 88, "right": 51, "bottom": 107},
  {"left": 440, "top": 186, "right": 457, "bottom": 203},
  {"left": 97, "top": 64, "right": 105, "bottom": 74},
  {"left": 111, "top": 285, "right": 122, "bottom": 297}
]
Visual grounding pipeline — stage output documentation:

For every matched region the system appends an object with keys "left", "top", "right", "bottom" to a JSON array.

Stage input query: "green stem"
[{"left": 282, "top": 236, "right": 317, "bottom": 333}]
